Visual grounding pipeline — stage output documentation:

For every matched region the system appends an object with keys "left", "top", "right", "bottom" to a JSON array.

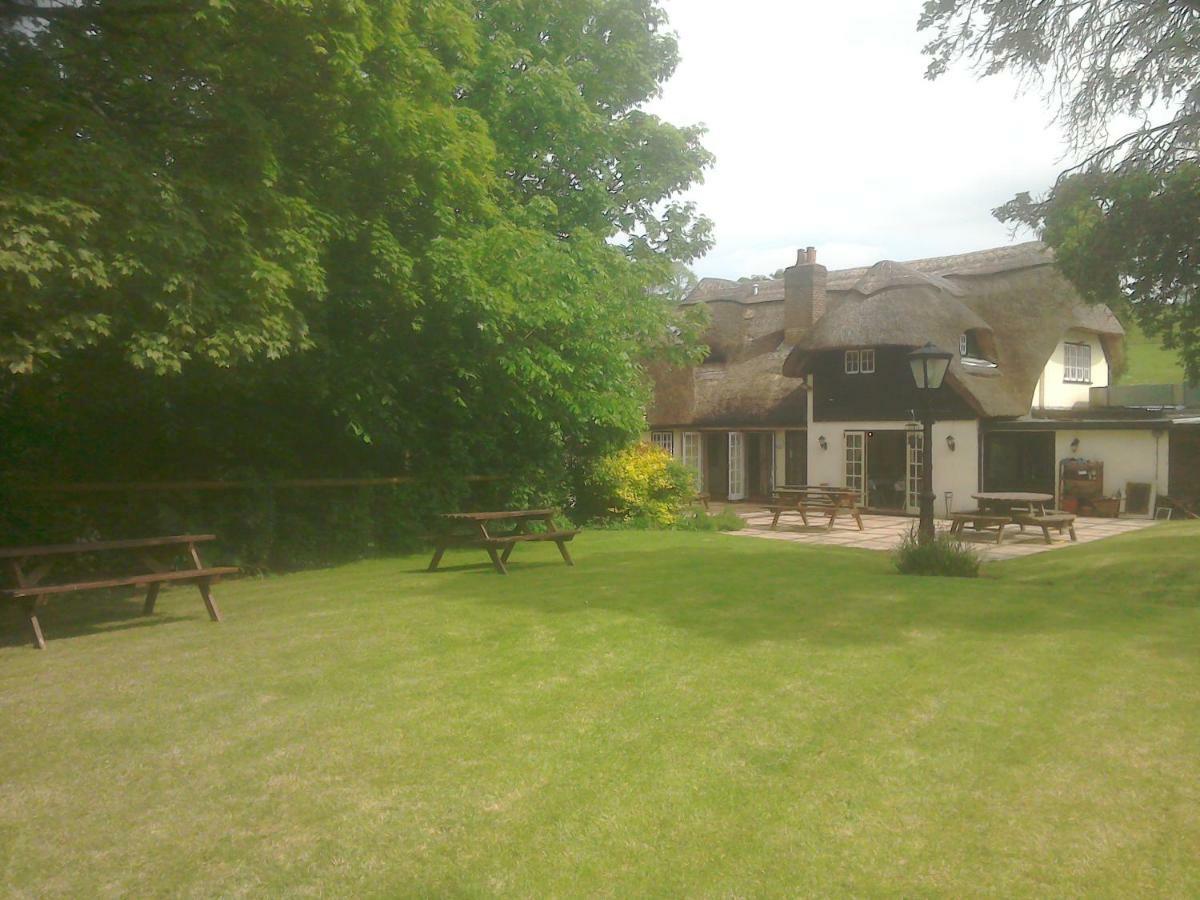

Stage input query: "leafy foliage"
[
  {"left": 0, "top": 0, "right": 713, "bottom": 551},
  {"left": 920, "top": 0, "right": 1200, "bottom": 378},
  {"left": 919, "top": 0, "right": 1200, "bottom": 173},
  {"left": 578, "top": 442, "right": 696, "bottom": 526},
  {"left": 998, "top": 167, "right": 1200, "bottom": 382},
  {"left": 894, "top": 526, "right": 981, "bottom": 578}
]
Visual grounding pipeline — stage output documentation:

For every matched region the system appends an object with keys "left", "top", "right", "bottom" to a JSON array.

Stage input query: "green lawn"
[
  {"left": 1117, "top": 321, "right": 1188, "bottom": 385},
  {"left": 2, "top": 527, "right": 1199, "bottom": 896}
]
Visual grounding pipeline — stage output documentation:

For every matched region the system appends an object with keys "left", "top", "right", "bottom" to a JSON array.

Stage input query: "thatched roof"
[
  {"left": 647, "top": 348, "right": 807, "bottom": 428},
  {"left": 649, "top": 242, "right": 1125, "bottom": 426}
]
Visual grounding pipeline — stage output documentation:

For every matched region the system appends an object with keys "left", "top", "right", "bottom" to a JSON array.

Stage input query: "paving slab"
[{"left": 717, "top": 503, "right": 1158, "bottom": 560}]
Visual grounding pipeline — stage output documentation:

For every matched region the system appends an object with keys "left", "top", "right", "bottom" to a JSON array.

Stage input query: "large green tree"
[
  {"left": 920, "top": 0, "right": 1200, "bottom": 381},
  {"left": 1, "top": 1, "right": 711, "bottom": 491}
]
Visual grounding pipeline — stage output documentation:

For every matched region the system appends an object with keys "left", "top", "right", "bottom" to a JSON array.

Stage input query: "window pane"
[{"left": 1063, "top": 343, "right": 1092, "bottom": 383}]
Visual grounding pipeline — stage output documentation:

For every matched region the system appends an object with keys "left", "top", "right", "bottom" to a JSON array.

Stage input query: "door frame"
[
  {"left": 843, "top": 430, "right": 866, "bottom": 505},
  {"left": 905, "top": 430, "right": 924, "bottom": 515},
  {"left": 728, "top": 431, "right": 747, "bottom": 501},
  {"left": 681, "top": 431, "right": 703, "bottom": 492}
]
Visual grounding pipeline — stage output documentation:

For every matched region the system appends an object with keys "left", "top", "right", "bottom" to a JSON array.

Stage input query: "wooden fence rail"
[{"left": 6, "top": 476, "right": 504, "bottom": 494}]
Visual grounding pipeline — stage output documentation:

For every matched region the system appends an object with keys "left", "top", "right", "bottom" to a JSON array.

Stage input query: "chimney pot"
[{"left": 784, "top": 247, "right": 828, "bottom": 344}]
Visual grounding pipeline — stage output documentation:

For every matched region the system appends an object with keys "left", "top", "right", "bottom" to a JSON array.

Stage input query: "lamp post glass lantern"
[{"left": 908, "top": 343, "right": 954, "bottom": 544}]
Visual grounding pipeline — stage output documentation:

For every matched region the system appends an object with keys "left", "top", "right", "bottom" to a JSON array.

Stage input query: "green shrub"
[
  {"left": 578, "top": 442, "right": 697, "bottom": 527},
  {"left": 590, "top": 509, "right": 746, "bottom": 532},
  {"left": 675, "top": 509, "right": 746, "bottom": 532},
  {"left": 894, "top": 526, "right": 981, "bottom": 578}
]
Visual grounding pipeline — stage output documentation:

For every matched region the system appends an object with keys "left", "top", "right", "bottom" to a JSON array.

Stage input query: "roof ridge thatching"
[{"left": 686, "top": 241, "right": 1053, "bottom": 305}]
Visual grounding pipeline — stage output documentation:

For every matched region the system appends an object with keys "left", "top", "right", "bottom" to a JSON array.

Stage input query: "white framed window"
[
  {"left": 959, "top": 333, "right": 969, "bottom": 356},
  {"left": 1063, "top": 342, "right": 1092, "bottom": 384},
  {"left": 650, "top": 431, "right": 675, "bottom": 455},
  {"left": 844, "top": 349, "right": 875, "bottom": 374}
]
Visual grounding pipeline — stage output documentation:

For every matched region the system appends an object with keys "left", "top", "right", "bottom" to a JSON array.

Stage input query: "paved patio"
[{"left": 717, "top": 504, "right": 1158, "bottom": 560}]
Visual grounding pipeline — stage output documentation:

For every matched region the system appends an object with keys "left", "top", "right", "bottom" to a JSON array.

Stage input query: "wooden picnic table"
[
  {"left": 766, "top": 485, "right": 865, "bottom": 531},
  {"left": 427, "top": 509, "right": 579, "bottom": 575},
  {"left": 0, "top": 534, "right": 238, "bottom": 649},
  {"left": 970, "top": 492, "right": 1076, "bottom": 544},
  {"left": 972, "top": 492, "right": 1054, "bottom": 515}
]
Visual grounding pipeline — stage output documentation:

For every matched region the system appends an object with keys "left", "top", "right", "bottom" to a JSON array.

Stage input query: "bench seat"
[
  {"left": 1013, "top": 512, "right": 1077, "bottom": 544},
  {"left": 1, "top": 566, "right": 239, "bottom": 599},
  {"left": 482, "top": 530, "right": 579, "bottom": 546},
  {"left": 949, "top": 511, "right": 1012, "bottom": 544}
]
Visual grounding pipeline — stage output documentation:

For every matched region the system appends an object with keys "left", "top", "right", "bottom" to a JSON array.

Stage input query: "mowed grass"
[
  {"left": 2, "top": 527, "right": 1199, "bottom": 897},
  {"left": 1117, "top": 321, "right": 1188, "bottom": 385}
]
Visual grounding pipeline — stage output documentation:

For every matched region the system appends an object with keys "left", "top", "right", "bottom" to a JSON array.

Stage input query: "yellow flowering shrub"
[{"left": 587, "top": 442, "right": 696, "bottom": 526}]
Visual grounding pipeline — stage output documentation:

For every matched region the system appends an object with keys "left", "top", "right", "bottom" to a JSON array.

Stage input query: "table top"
[
  {"left": 0, "top": 534, "right": 216, "bottom": 560},
  {"left": 775, "top": 485, "right": 857, "bottom": 495},
  {"left": 972, "top": 492, "right": 1054, "bottom": 502},
  {"left": 441, "top": 509, "right": 556, "bottom": 522}
]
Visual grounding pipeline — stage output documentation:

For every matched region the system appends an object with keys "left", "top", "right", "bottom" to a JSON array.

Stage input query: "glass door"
[
  {"left": 681, "top": 432, "right": 702, "bottom": 491},
  {"left": 728, "top": 432, "right": 746, "bottom": 500},
  {"left": 844, "top": 431, "right": 865, "bottom": 504},
  {"left": 906, "top": 431, "right": 924, "bottom": 514}
]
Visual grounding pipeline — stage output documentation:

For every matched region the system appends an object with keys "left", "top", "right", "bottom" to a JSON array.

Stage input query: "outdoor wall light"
[
  {"left": 946, "top": 435, "right": 957, "bottom": 452},
  {"left": 818, "top": 435, "right": 828, "bottom": 451}
]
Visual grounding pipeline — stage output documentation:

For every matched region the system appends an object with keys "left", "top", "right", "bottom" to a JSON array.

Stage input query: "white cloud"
[{"left": 647, "top": 0, "right": 1081, "bottom": 278}]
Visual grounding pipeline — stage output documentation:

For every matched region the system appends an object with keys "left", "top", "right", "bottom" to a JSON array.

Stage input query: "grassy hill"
[{"left": 1117, "top": 321, "right": 1188, "bottom": 385}]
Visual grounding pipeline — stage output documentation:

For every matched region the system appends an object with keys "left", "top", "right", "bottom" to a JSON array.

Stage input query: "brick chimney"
[{"left": 784, "top": 246, "right": 827, "bottom": 345}]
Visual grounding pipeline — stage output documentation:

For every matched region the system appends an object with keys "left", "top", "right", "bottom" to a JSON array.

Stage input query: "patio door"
[
  {"left": 844, "top": 431, "right": 865, "bottom": 504},
  {"left": 681, "top": 432, "right": 702, "bottom": 491},
  {"left": 728, "top": 431, "right": 746, "bottom": 501},
  {"left": 906, "top": 431, "right": 924, "bottom": 514}
]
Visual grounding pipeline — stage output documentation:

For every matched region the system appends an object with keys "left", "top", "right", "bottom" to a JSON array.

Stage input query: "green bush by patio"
[
  {"left": 2, "top": 524, "right": 1198, "bottom": 896},
  {"left": 894, "top": 526, "right": 982, "bottom": 577}
]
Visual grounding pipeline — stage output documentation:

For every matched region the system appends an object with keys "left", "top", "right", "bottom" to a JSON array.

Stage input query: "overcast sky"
[{"left": 647, "top": 1, "right": 1080, "bottom": 279}]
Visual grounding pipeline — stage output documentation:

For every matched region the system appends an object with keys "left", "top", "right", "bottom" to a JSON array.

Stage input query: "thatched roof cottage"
[{"left": 648, "top": 242, "right": 1199, "bottom": 515}]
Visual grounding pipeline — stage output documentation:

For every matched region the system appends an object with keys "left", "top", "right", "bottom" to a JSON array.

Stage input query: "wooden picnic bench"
[
  {"left": 1013, "top": 512, "right": 1078, "bottom": 544},
  {"left": 949, "top": 511, "right": 1012, "bottom": 544},
  {"left": 427, "top": 510, "right": 579, "bottom": 575},
  {"left": 766, "top": 485, "right": 865, "bottom": 531},
  {"left": 972, "top": 492, "right": 1076, "bottom": 545},
  {"left": 0, "top": 534, "right": 238, "bottom": 649}
]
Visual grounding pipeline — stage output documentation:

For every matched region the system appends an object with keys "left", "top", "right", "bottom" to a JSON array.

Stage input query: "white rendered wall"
[
  {"left": 1037, "top": 329, "right": 1110, "bottom": 410},
  {"left": 1054, "top": 429, "right": 1168, "bottom": 513},
  {"left": 806, "top": 417, "right": 981, "bottom": 515}
]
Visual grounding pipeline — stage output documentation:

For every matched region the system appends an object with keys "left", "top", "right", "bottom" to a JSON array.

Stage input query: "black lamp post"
[{"left": 908, "top": 342, "right": 954, "bottom": 545}]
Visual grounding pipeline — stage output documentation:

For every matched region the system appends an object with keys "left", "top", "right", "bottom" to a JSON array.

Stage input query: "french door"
[
  {"left": 906, "top": 431, "right": 925, "bottom": 514},
  {"left": 727, "top": 432, "right": 746, "bottom": 501},
  {"left": 844, "top": 431, "right": 866, "bottom": 504},
  {"left": 681, "top": 432, "right": 703, "bottom": 491}
]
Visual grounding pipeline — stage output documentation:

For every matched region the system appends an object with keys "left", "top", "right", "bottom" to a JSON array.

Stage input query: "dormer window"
[
  {"left": 845, "top": 349, "right": 875, "bottom": 374},
  {"left": 1064, "top": 342, "right": 1092, "bottom": 383},
  {"left": 959, "top": 330, "right": 998, "bottom": 370}
]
